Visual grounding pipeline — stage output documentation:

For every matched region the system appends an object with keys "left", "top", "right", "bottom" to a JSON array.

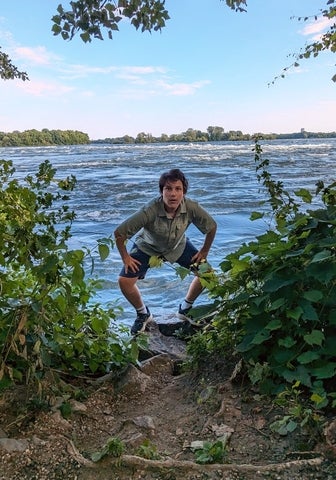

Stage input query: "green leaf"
[
  {"left": 278, "top": 336, "right": 297, "bottom": 348},
  {"left": 98, "top": 243, "right": 109, "bottom": 261},
  {"left": 230, "top": 257, "right": 251, "bottom": 275},
  {"left": 297, "top": 351, "right": 320, "bottom": 365},
  {"left": 312, "top": 363, "right": 336, "bottom": 379},
  {"left": 311, "top": 250, "right": 331, "bottom": 263},
  {"left": 265, "top": 318, "right": 282, "bottom": 331},
  {"left": 299, "top": 300, "right": 319, "bottom": 321},
  {"left": 304, "top": 330, "right": 325, "bottom": 347},
  {"left": 175, "top": 265, "right": 190, "bottom": 280},
  {"left": 269, "top": 298, "right": 286, "bottom": 311},
  {"left": 72, "top": 264, "right": 85, "bottom": 284},
  {"left": 91, "top": 317, "right": 103, "bottom": 334},
  {"left": 286, "top": 306, "right": 303, "bottom": 320},
  {"left": 294, "top": 188, "right": 312, "bottom": 203},
  {"left": 250, "top": 211, "right": 264, "bottom": 220},
  {"left": 282, "top": 366, "right": 312, "bottom": 387},
  {"left": 263, "top": 276, "right": 296, "bottom": 293},
  {"left": 80, "top": 32, "right": 91, "bottom": 43},
  {"left": 149, "top": 255, "right": 163, "bottom": 268},
  {"left": 252, "top": 330, "right": 271, "bottom": 345},
  {"left": 302, "top": 290, "right": 323, "bottom": 302}
]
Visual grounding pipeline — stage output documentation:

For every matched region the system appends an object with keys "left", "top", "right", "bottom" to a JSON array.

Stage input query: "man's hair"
[{"left": 159, "top": 169, "right": 188, "bottom": 194}]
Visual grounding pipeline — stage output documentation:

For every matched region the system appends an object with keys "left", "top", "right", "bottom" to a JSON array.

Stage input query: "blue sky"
[{"left": 0, "top": 0, "right": 335, "bottom": 140}]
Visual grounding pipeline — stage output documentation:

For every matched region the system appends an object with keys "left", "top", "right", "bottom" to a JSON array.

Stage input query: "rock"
[
  {"left": 325, "top": 418, "right": 336, "bottom": 452},
  {"left": 139, "top": 322, "right": 188, "bottom": 362},
  {"left": 50, "top": 410, "right": 72, "bottom": 430},
  {"left": 116, "top": 364, "right": 151, "bottom": 395},
  {"left": 133, "top": 415, "right": 155, "bottom": 431},
  {"left": 69, "top": 399, "right": 87, "bottom": 414},
  {"left": 155, "top": 314, "right": 188, "bottom": 336},
  {"left": 140, "top": 353, "right": 174, "bottom": 376},
  {"left": 0, "top": 437, "right": 29, "bottom": 452}
]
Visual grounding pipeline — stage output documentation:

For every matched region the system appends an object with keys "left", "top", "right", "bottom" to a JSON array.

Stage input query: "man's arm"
[
  {"left": 114, "top": 229, "right": 141, "bottom": 274},
  {"left": 192, "top": 223, "right": 217, "bottom": 264}
]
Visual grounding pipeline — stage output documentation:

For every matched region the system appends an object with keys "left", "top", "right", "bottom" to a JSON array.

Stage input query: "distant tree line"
[
  {"left": 1, "top": 127, "right": 335, "bottom": 147},
  {"left": 0, "top": 129, "right": 90, "bottom": 147},
  {"left": 93, "top": 126, "right": 336, "bottom": 144}
]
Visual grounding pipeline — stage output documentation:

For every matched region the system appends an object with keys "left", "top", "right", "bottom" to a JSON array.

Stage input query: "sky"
[{"left": 0, "top": 0, "right": 335, "bottom": 140}]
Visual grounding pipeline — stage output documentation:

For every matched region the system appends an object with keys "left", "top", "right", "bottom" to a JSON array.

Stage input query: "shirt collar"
[{"left": 158, "top": 196, "right": 186, "bottom": 216}]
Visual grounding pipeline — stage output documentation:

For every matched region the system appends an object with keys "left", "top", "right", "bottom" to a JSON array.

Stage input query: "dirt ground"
[{"left": 0, "top": 345, "right": 336, "bottom": 480}]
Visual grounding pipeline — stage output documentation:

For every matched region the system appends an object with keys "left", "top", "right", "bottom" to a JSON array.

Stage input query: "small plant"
[
  {"left": 270, "top": 381, "right": 324, "bottom": 440},
  {"left": 91, "top": 437, "right": 125, "bottom": 462},
  {"left": 193, "top": 440, "right": 227, "bottom": 464},
  {"left": 136, "top": 439, "right": 161, "bottom": 460},
  {"left": 59, "top": 401, "right": 72, "bottom": 419}
]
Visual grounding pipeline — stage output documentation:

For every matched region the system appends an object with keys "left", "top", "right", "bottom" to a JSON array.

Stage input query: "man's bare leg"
[
  {"left": 185, "top": 276, "right": 203, "bottom": 303},
  {"left": 118, "top": 276, "right": 144, "bottom": 310}
]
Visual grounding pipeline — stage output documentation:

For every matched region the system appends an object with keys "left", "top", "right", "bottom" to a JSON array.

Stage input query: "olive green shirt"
[{"left": 116, "top": 196, "right": 216, "bottom": 263}]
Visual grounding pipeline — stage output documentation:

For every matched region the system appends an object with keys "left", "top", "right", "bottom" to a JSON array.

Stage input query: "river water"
[{"left": 2, "top": 138, "right": 335, "bottom": 324}]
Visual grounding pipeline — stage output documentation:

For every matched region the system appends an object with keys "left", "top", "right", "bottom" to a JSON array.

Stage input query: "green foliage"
[
  {"left": 191, "top": 137, "right": 336, "bottom": 411},
  {"left": 193, "top": 440, "right": 227, "bottom": 464},
  {"left": 0, "top": 129, "right": 90, "bottom": 147},
  {"left": 52, "top": 0, "right": 170, "bottom": 42},
  {"left": 2, "top": 1, "right": 335, "bottom": 84},
  {"left": 91, "top": 436, "right": 125, "bottom": 462},
  {"left": 270, "top": 381, "right": 324, "bottom": 439},
  {"left": 0, "top": 46, "right": 29, "bottom": 81},
  {"left": 271, "top": 1, "right": 336, "bottom": 83},
  {"left": 136, "top": 439, "right": 161, "bottom": 460},
  {"left": 0, "top": 159, "right": 138, "bottom": 393},
  {"left": 148, "top": 255, "right": 164, "bottom": 268}
]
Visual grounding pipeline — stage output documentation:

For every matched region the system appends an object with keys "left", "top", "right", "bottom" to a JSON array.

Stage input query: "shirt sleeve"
[
  {"left": 187, "top": 199, "right": 216, "bottom": 234},
  {"left": 115, "top": 202, "right": 155, "bottom": 239}
]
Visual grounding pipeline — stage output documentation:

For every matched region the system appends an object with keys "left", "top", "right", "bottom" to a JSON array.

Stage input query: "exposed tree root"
[{"left": 73, "top": 450, "right": 324, "bottom": 475}]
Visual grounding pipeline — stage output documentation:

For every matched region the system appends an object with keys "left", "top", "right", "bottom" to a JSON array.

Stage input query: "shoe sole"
[
  {"left": 177, "top": 310, "right": 218, "bottom": 327},
  {"left": 177, "top": 312, "right": 201, "bottom": 327}
]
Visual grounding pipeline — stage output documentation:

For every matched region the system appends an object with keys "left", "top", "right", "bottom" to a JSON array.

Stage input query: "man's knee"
[{"left": 118, "top": 275, "right": 137, "bottom": 291}]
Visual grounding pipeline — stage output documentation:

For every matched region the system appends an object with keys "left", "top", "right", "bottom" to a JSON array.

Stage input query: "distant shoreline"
[
  {"left": 0, "top": 128, "right": 335, "bottom": 147},
  {"left": 92, "top": 131, "right": 336, "bottom": 145}
]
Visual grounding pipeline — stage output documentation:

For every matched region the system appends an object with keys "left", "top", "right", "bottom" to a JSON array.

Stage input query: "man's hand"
[{"left": 123, "top": 254, "right": 141, "bottom": 274}]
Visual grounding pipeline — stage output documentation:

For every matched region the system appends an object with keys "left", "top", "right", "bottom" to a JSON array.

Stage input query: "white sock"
[
  {"left": 136, "top": 305, "right": 147, "bottom": 314},
  {"left": 181, "top": 299, "right": 193, "bottom": 310}
]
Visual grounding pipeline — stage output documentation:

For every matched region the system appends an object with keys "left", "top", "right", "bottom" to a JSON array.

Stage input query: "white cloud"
[
  {"left": 59, "top": 63, "right": 167, "bottom": 79},
  {"left": 13, "top": 45, "right": 60, "bottom": 65},
  {"left": 16, "top": 79, "right": 74, "bottom": 96},
  {"left": 157, "top": 80, "right": 211, "bottom": 96},
  {"left": 300, "top": 16, "right": 334, "bottom": 40}
]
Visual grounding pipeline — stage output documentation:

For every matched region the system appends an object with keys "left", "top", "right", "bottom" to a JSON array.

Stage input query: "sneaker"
[
  {"left": 177, "top": 304, "right": 192, "bottom": 321},
  {"left": 131, "top": 307, "right": 153, "bottom": 335}
]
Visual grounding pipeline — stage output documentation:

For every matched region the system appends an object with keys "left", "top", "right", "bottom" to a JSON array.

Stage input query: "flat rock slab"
[
  {"left": 139, "top": 321, "right": 188, "bottom": 362},
  {"left": 154, "top": 313, "right": 193, "bottom": 337}
]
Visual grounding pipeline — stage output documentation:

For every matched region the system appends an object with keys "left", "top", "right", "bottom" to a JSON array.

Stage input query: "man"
[{"left": 114, "top": 168, "right": 217, "bottom": 335}]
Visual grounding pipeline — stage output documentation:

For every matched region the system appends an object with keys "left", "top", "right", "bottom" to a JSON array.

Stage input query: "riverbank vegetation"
[
  {"left": 0, "top": 129, "right": 90, "bottom": 147},
  {"left": 0, "top": 158, "right": 139, "bottom": 393},
  {"left": 94, "top": 128, "right": 336, "bottom": 144},
  {"left": 187, "top": 137, "right": 336, "bottom": 420},
  {"left": 1, "top": 127, "right": 335, "bottom": 147}
]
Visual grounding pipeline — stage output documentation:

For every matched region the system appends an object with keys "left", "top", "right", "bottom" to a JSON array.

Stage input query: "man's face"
[{"left": 162, "top": 180, "right": 184, "bottom": 212}]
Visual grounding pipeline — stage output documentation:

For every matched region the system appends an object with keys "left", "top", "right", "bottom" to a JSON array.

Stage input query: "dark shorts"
[{"left": 119, "top": 239, "right": 198, "bottom": 279}]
